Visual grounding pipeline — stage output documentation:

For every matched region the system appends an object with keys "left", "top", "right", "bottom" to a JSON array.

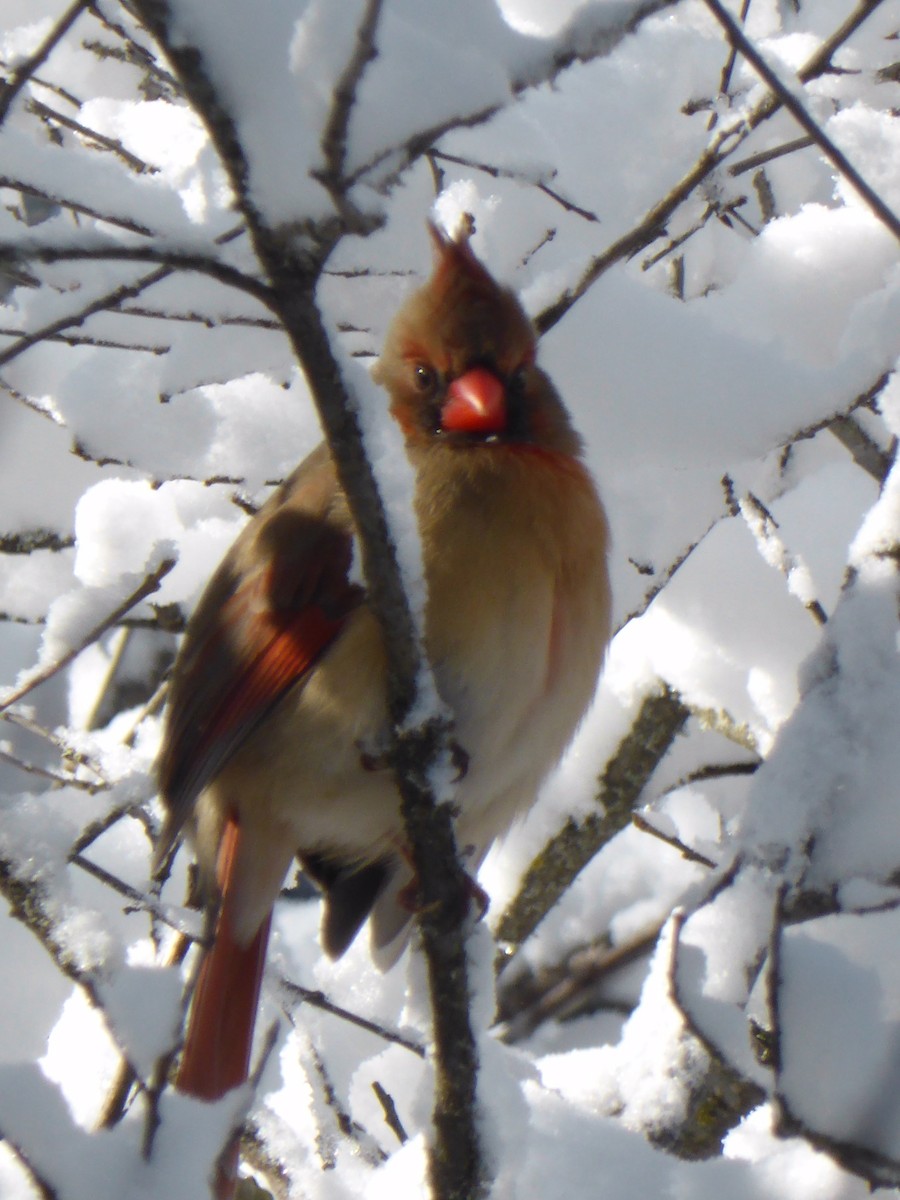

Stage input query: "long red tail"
[{"left": 177, "top": 818, "right": 272, "bottom": 1195}]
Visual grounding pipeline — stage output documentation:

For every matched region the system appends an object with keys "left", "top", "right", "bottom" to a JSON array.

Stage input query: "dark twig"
[
  {"left": 0, "top": 0, "right": 88, "bottom": 126},
  {"left": 496, "top": 684, "right": 691, "bottom": 959},
  {"left": 631, "top": 814, "right": 719, "bottom": 869},
  {"left": 798, "top": 0, "right": 888, "bottom": 84},
  {"left": 499, "top": 925, "right": 663, "bottom": 1041},
  {"left": 708, "top": 0, "right": 751, "bottom": 130},
  {"left": 0, "top": 264, "right": 169, "bottom": 369},
  {"left": 26, "top": 98, "right": 156, "bottom": 174},
  {"left": 0, "top": 708, "right": 109, "bottom": 786},
  {"left": 71, "top": 853, "right": 201, "bottom": 938},
  {"left": 829, "top": 413, "right": 894, "bottom": 484},
  {"left": 280, "top": 978, "right": 426, "bottom": 1058},
  {"left": 347, "top": 0, "right": 678, "bottom": 192},
  {"left": 703, "top": 0, "right": 900, "bottom": 243},
  {"left": 0, "top": 746, "right": 106, "bottom": 793},
  {"left": 432, "top": 150, "right": 600, "bottom": 223},
  {"left": 0, "top": 557, "right": 175, "bottom": 712},
  {"left": 316, "top": 0, "right": 384, "bottom": 221},
  {"left": 536, "top": 0, "right": 892, "bottom": 334},
  {"left": 372, "top": 1081, "right": 409, "bottom": 1145},
  {"left": 728, "top": 136, "right": 814, "bottom": 177},
  {"left": 0, "top": 175, "right": 156, "bottom": 236},
  {"left": 738, "top": 492, "right": 829, "bottom": 625}
]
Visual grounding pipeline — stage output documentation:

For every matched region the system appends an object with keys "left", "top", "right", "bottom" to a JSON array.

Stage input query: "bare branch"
[
  {"left": 0, "top": 0, "right": 88, "bottom": 126},
  {"left": 26, "top": 97, "right": 157, "bottom": 174},
  {"left": 631, "top": 813, "right": 719, "bottom": 869},
  {"left": 71, "top": 852, "right": 200, "bottom": 938},
  {"left": 0, "top": 175, "right": 156, "bottom": 236},
  {"left": 498, "top": 924, "right": 663, "bottom": 1042},
  {"left": 738, "top": 491, "right": 829, "bottom": 625},
  {"left": 702, "top": 0, "right": 900, "bottom": 243},
  {"left": 347, "top": 0, "right": 679, "bottom": 192},
  {"left": 432, "top": 150, "right": 600, "bottom": 223},
  {"left": 728, "top": 136, "right": 814, "bottom": 178},
  {"left": 495, "top": 684, "right": 691, "bottom": 959},
  {"left": 0, "top": 556, "right": 175, "bottom": 713},
  {"left": 316, "top": 0, "right": 385, "bottom": 221},
  {"left": 372, "top": 1081, "right": 409, "bottom": 1146},
  {"left": 280, "top": 977, "right": 426, "bottom": 1058},
  {"left": 0, "top": 746, "right": 106, "bottom": 793},
  {"left": 536, "top": 0, "right": 893, "bottom": 333},
  {"left": 829, "top": 413, "right": 895, "bottom": 483}
]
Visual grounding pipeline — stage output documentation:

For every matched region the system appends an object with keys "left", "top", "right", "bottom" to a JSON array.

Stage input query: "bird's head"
[{"left": 374, "top": 223, "right": 579, "bottom": 455}]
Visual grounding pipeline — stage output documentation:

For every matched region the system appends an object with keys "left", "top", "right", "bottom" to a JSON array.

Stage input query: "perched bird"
[{"left": 156, "top": 224, "right": 611, "bottom": 1113}]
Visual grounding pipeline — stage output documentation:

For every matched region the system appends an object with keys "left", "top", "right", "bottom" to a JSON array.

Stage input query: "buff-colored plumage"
[{"left": 156, "top": 225, "right": 611, "bottom": 1127}]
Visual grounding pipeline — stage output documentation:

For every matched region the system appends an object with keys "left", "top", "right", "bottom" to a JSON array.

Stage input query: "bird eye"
[{"left": 414, "top": 364, "right": 436, "bottom": 393}]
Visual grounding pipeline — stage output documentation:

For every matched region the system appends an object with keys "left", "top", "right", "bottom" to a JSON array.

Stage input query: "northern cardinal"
[{"left": 156, "top": 225, "right": 611, "bottom": 1130}]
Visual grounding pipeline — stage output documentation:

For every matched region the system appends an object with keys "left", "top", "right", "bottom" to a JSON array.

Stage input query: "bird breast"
[
  {"left": 419, "top": 444, "right": 611, "bottom": 845},
  {"left": 204, "top": 442, "right": 610, "bottom": 882}
]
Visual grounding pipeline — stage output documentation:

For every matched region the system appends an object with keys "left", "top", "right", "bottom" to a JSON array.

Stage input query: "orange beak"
[{"left": 440, "top": 366, "right": 507, "bottom": 435}]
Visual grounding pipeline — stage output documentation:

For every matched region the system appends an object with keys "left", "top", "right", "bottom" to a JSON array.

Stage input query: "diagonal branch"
[
  {"left": 0, "top": 175, "right": 156, "bottom": 236},
  {"left": 495, "top": 683, "right": 691, "bottom": 960},
  {"left": 536, "top": 0, "right": 892, "bottom": 333},
  {"left": 703, "top": 0, "right": 900, "bottom": 243},
  {"left": 0, "top": 557, "right": 174, "bottom": 713},
  {"left": 316, "top": 0, "right": 385, "bottom": 207},
  {"left": 0, "top": 0, "right": 88, "bottom": 126}
]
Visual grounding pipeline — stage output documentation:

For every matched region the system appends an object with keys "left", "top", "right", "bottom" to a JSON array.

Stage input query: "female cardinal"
[{"left": 156, "top": 225, "right": 611, "bottom": 1113}]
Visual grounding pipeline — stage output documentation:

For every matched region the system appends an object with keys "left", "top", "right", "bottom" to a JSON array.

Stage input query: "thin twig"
[
  {"left": 738, "top": 492, "right": 829, "bottom": 625},
  {"left": 432, "top": 150, "right": 600, "bottom": 223},
  {"left": 798, "top": 0, "right": 888, "bottom": 84},
  {"left": 829, "top": 413, "right": 894, "bottom": 484},
  {"left": 0, "top": 175, "right": 156, "bottom": 236},
  {"left": 280, "top": 977, "right": 426, "bottom": 1058},
  {"left": 372, "top": 1080, "right": 409, "bottom": 1145},
  {"left": 498, "top": 925, "right": 663, "bottom": 1041},
  {"left": 728, "top": 135, "right": 814, "bottom": 177},
  {"left": 536, "top": 0, "right": 892, "bottom": 333},
  {"left": 0, "top": 0, "right": 88, "bottom": 125},
  {"left": 0, "top": 707, "right": 110, "bottom": 785},
  {"left": 0, "top": 557, "right": 175, "bottom": 712},
  {"left": 631, "top": 813, "right": 718, "bottom": 869},
  {"left": 703, "top": 0, "right": 900, "bottom": 243},
  {"left": 316, "top": 0, "right": 384, "bottom": 218},
  {"left": 26, "top": 97, "right": 156, "bottom": 174},
  {"left": 495, "top": 684, "right": 691, "bottom": 958},
  {"left": 708, "top": 0, "right": 751, "bottom": 130},
  {"left": 0, "top": 746, "right": 106, "bottom": 792},
  {"left": 71, "top": 853, "right": 201, "bottom": 938}
]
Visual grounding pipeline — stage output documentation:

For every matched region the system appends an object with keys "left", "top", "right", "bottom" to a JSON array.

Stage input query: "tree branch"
[
  {"left": 0, "top": 557, "right": 174, "bottom": 713},
  {"left": 0, "top": 0, "right": 88, "bottom": 126},
  {"left": 495, "top": 683, "right": 691, "bottom": 959},
  {"left": 536, "top": 0, "right": 893, "bottom": 333},
  {"left": 702, "top": 0, "right": 900, "bottom": 243}
]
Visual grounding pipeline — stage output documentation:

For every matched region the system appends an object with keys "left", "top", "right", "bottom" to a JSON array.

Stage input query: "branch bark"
[{"left": 495, "top": 683, "right": 691, "bottom": 960}]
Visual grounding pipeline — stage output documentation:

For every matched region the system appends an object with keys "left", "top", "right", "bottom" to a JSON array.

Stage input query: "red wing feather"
[
  {"left": 156, "top": 447, "right": 361, "bottom": 857},
  {"left": 159, "top": 579, "right": 353, "bottom": 841}
]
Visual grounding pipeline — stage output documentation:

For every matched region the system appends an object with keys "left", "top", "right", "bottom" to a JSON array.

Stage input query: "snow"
[{"left": 1, "top": 0, "right": 899, "bottom": 1197}]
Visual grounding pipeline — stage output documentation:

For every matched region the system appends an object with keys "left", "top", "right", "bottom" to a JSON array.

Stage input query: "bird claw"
[{"left": 396, "top": 866, "right": 489, "bottom": 922}]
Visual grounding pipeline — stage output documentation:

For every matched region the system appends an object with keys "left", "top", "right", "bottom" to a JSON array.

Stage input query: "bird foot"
[{"left": 396, "top": 867, "right": 489, "bottom": 921}]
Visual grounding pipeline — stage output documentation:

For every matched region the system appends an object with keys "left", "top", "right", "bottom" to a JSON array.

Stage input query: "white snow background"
[{"left": 1, "top": 0, "right": 899, "bottom": 1196}]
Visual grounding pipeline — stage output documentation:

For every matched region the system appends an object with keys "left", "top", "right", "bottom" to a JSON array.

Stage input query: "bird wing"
[{"left": 156, "top": 445, "right": 362, "bottom": 861}]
